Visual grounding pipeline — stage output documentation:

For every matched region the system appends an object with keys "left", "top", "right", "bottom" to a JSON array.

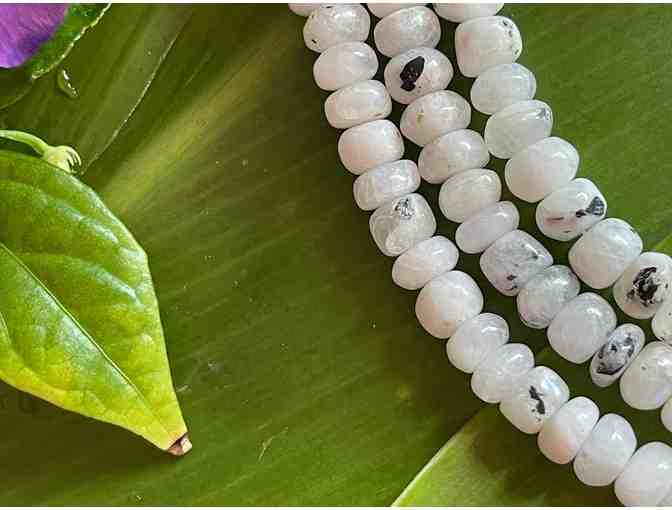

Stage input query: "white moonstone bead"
[
  {"left": 500, "top": 366, "right": 569, "bottom": 434},
  {"left": 338, "top": 119, "right": 404, "bottom": 175},
  {"left": 614, "top": 442, "right": 672, "bottom": 507},
  {"left": 505, "top": 137, "right": 579, "bottom": 203},
  {"left": 620, "top": 341, "right": 672, "bottom": 410},
  {"left": 369, "top": 193, "right": 436, "bottom": 257},
  {"left": 289, "top": 3, "right": 321, "bottom": 16},
  {"left": 417, "top": 129, "right": 488, "bottom": 183},
  {"left": 516, "top": 265, "right": 580, "bottom": 329},
  {"left": 573, "top": 414, "right": 637, "bottom": 487},
  {"left": 353, "top": 160, "right": 420, "bottom": 211},
  {"left": 589, "top": 324, "right": 645, "bottom": 388},
  {"left": 400, "top": 91, "right": 472, "bottom": 148},
  {"left": 392, "top": 235, "right": 459, "bottom": 290},
  {"left": 480, "top": 230, "right": 553, "bottom": 297},
  {"left": 434, "top": 3, "right": 504, "bottom": 23},
  {"left": 446, "top": 313, "right": 509, "bottom": 373},
  {"left": 367, "top": 3, "right": 423, "bottom": 18},
  {"left": 547, "top": 293, "right": 617, "bottom": 364},
  {"left": 470, "top": 63, "right": 537, "bottom": 115},
  {"left": 384, "top": 47, "right": 453, "bottom": 105},
  {"left": 569, "top": 218, "right": 643, "bottom": 290},
  {"left": 536, "top": 178, "right": 607, "bottom": 241},
  {"left": 537, "top": 397, "right": 599, "bottom": 465},
  {"left": 455, "top": 201, "right": 519, "bottom": 254},
  {"left": 325, "top": 80, "right": 391, "bottom": 129},
  {"left": 661, "top": 398, "right": 672, "bottom": 433},
  {"left": 484, "top": 100, "right": 553, "bottom": 159},
  {"left": 303, "top": 4, "right": 371, "bottom": 53},
  {"left": 613, "top": 252, "right": 672, "bottom": 320},
  {"left": 471, "top": 343, "right": 534, "bottom": 403},
  {"left": 455, "top": 16, "right": 522, "bottom": 78},
  {"left": 416, "top": 271, "right": 483, "bottom": 339},
  {"left": 438, "top": 168, "right": 501, "bottom": 223},
  {"left": 654, "top": 299, "right": 672, "bottom": 344},
  {"left": 313, "top": 42, "right": 378, "bottom": 91},
  {"left": 373, "top": 6, "right": 441, "bottom": 58}
]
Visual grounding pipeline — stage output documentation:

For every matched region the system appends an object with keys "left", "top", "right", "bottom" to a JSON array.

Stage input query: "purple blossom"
[{"left": 0, "top": 4, "right": 68, "bottom": 68}]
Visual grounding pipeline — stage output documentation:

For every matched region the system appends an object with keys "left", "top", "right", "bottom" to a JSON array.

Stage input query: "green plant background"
[{"left": 1, "top": 4, "right": 671, "bottom": 506}]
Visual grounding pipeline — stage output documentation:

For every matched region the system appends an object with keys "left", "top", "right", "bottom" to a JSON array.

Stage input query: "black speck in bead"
[
  {"left": 394, "top": 197, "right": 414, "bottom": 220},
  {"left": 399, "top": 56, "right": 425, "bottom": 92},
  {"left": 627, "top": 266, "right": 660, "bottom": 306},
  {"left": 506, "top": 274, "right": 516, "bottom": 281},
  {"left": 529, "top": 386, "right": 545, "bottom": 415},
  {"left": 576, "top": 196, "right": 605, "bottom": 218},
  {"left": 596, "top": 335, "right": 636, "bottom": 376}
]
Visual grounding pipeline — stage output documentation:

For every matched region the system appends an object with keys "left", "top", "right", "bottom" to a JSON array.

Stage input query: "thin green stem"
[{"left": 0, "top": 129, "right": 50, "bottom": 156}]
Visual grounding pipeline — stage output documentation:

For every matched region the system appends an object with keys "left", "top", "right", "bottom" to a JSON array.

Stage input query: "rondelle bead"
[
  {"left": 401, "top": 91, "right": 472, "bottom": 147},
  {"left": 438, "top": 168, "right": 501, "bottom": 223},
  {"left": 338, "top": 119, "right": 404, "bottom": 174},
  {"left": 384, "top": 47, "right": 453, "bottom": 105},
  {"left": 516, "top": 265, "right": 580, "bottom": 329},
  {"left": 289, "top": 3, "right": 321, "bottom": 16},
  {"left": 434, "top": 3, "right": 504, "bottom": 23},
  {"left": 417, "top": 129, "right": 488, "bottom": 183},
  {"left": 620, "top": 341, "right": 672, "bottom": 411},
  {"left": 367, "top": 3, "right": 423, "bottom": 18},
  {"left": 547, "top": 293, "right": 617, "bottom": 364},
  {"left": 454, "top": 16, "right": 522, "bottom": 78},
  {"left": 505, "top": 137, "right": 579, "bottom": 203},
  {"left": 303, "top": 4, "right": 371, "bottom": 53},
  {"left": 415, "top": 271, "right": 483, "bottom": 339},
  {"left": 569, "top": 218, "right": 643, "bottom": 290},
  {"left": 500, "top": 366, "right": 569, "bottom": 434},
  {"left": 373, "top": 6, "right": 441, "bottom": 58},
  {"left": 661, "top": 398, "right": 672, "bottom": 433},
  {"left": 470, "top": 62, "right": 537, "bottom": 115},
  {"left": 471, "top": 343, "right": 534, "bottom": 403},
  {"left": 653, "top": 299, "right": 672, "bottom": 344},
  {"left": 353, "top": 159, "right": 420, "bottom": 211},
  {"left": 589, "top": 324, "right": 645, "bottom": 388},
  {"left": 484, "top": 99, "right": 553, "bottom": 159},
  {"left": 480, "top": 230, "right": 553, "bottom": 297},
  {"left": 535, "top": 178, "right": 607, "bottom": 241},
  {"left": 573, "top": 414, "right": 637, "bottom": 487},
  {"left": 325, "top": 80, "right": 391, "bottom": 129},
  {"left": 614, "top": 442, "right": 672, "bottom": 507},
  {"left": 537, "top": 397, "right": 599, "bottom": 465},
  {"left": 455, "top": 201, "right": 519, "bottom": 254},
  {"left": 392, "top": 235, "right": 459, "bottom": 290},
  {"left": 613, "top": 252, "right": 672, "bottom": 320},
  {"left": 446, "top": 313, "right": 509, "bottom": 373},
  {"left": 369, "top": 193, "right": 436, "bottom": 257},
  {"left": 313, "top": 41, "right": 378, "bottom": 91}
]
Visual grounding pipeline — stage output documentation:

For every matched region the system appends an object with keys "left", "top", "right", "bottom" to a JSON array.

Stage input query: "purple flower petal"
[{"left": 0, "top": 4, "right": 68, "bottom": 68}]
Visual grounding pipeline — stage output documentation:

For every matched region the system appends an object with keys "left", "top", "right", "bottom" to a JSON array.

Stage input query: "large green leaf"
[{"left": 0, "top": 3, "right": 670, "bottom": 506}]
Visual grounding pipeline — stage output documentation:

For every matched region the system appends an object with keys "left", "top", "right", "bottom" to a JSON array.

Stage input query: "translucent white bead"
[
  {"left": 613, "top": 252, "right": 672, "bottom": 320},
  {"left": 470, "top": 63, "right": 537, "bottom": 115},
  {"left": 573, "top": 414, "right": 637, "bottom": 487},
  {"left": 367, "top": 3, "right": 424, "bottom": 18},
  {"left": 338, "top": 119, "right": 404, "bottom": 175},
  {"left": 289, "top": 3, "right": 321, "bottom": 16},
  {"left": 505, "top": 137, "right": 579, "bottom": 203},
  {"left": 471, "top": 343, "right": 534, "bottom": 403},
  {"left": 615, "top": 442, "right": 672, "bottom": 507},
  {"left": 620, "top": 341, "right": 672, "bottom": 411},
  {"left": 434, "top": 3, "right": 503, "bottom": 23},
  {"left": 416, "top": 271, "right": 483, "bottom": 339},
  {"left": 325, "top": 80, "right": 391, "bottom": 129},
  {"left": 569, "top": 218, "right": 643, "bottom": 290},
  {"left": 480, "top": 230, "right": 553, "bottom": 297},
  {"left": 392, "top": 235, "right": 459, "bottom": 290},
  {"left": 369, "top": 193, "right": 436, "bottom": 257},
  {"left": 590, "top": 324, "right": 645, "bottom": 388},
  {"left": 303, "top": 4, "right": 371, "bottom": 53},
  {"left": 661, "top": 398, "right": 672, "bottom": 433},
  {"left": 446, "top": 313, "right": 509, "bottom": 373},
  {"left": 373, "top": 6, "right": 441, "bottom": 58},
  {"left": 537, "top": 397, "right": 599, "bottom": 465},
  {"left": 353, "top": 159, "right": 420, "bottom": 211},
  {"left": 536, "top": 178, "right": 607, "bottom": 242},
  {"left": 484, "top": 100, "right": 553, "bottom": 159},
  {"left": 438, "top": 168, "right": 501, "bottom": 223},
  {"left": 417, "top": 129, "right": 488, "bottom": 183},
  {"left": 401, "top": 92, "right": 472, "bottom": 149},
  {"left": 653, "top": 299, "right": 672, "bottom": 344},
  {"left": 500, "top": 366, "right": 569, "bottom": 434},
  {"left": 455, "top": 201, "right": 519, "bottom": 254},
  {"left": 455, "top": 16, "right": 522, "bottom": 78},
  {"left": 516, "top": 265, "right": 580, "bottom": 330},
  {"left": 313, "top": 42, "right": 378, "bottom": 91},
  {"left": 547, "top": 293, "right": 617, "bottom": 364},
  {"left": 384, "top": 47, "right": 453, "bottom": 105}
]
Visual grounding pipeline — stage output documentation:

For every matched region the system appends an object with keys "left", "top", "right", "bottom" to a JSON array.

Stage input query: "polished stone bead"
[
  {"left": 353, "top": 159, "right": 420, "bottom": 211},
  {"left": 367, "top": 3, "right": 424, "bottom": 18},
  {"left": 369, "top": 193, "right": 436, "bottom": 257},
  {"left": 470, "top": 62, "right": 537, "bottom": 115},
  {"left": 338, "top": 119, "right": 404, "bottom": 174},
  {"left": 590, "top": 324, "right": 645, "bottom": 388},
  {"left": 661, "top": 398, "right": 672, "bottom": 434},
  {"left": 446, "top": 313, "right": 508, "bottom": 373},
  {"left": 416, "top": 271, "right": 483, "bottom": 339},
  {"left": 400, "top": 91, "right": 472, "bottom": 147},
  {"left": 384, "top": 47, "right": 453, "bottom": 105},
  {"left": 471, "top": 343, "right": 534, "bottom": 403},
  {"left": 620, "top": 341, "right": 672, "bottom": 411},
  {"left": 417, "top": 129, "right": 489, "bottom": 183},
  {"left": 480, "top": 230, "right": 553, "bottom": 297},
  {"left": 455, "top": 16, "right": 522, "bottom": 78},
  {"left": 313, "top": 41, "right": 378, "bottom": 91},
  {"left": 455, "top": 201, "right": 519, "bottom": 254},
  {"left": 434, "top": 3, "right": 503, "bottom": 23},
  {"left": 438, "top": 168, "right": 501, "bottom": 223},
  {"left": 303, "top": 4, "right": 371, "bottom": 53},
  {"left": 325, "top": 80, "right": 391, "bottom": 129},
  {"left": 516, "top": 265, "right": 580, "bottom": 329},
  {"left": 653, "top": 299, "right": 672, "bottom": 344},
  {"left": 289, "top": 3, "right": 321, "bottom": 16},
  {"left": 569, "top": 218, "right": 643, "bottom": 290},
  {"left": 615, "top": 442, "right": 672, "bottom": 507},
  {"left": 374, "top": 6, "right": 441, "bottom": 57},
  {"left": 484, "top": 100, "right": 553, "bottom": 159},
  {"left": 392, "top": 235, "right": 459, "bottom": 290},
  {"left": 613, "top": 252, "right": 672, "bottom": 320}
]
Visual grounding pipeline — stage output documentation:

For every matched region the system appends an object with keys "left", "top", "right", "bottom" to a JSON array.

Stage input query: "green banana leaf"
[{"left": 0, "top": 3, "right": 671, "bottom": 506}]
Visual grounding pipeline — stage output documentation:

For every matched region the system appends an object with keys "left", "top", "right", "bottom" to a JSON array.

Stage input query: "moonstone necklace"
[{"left": 290, "top": 3, "right": 672, "bottom": 506}]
